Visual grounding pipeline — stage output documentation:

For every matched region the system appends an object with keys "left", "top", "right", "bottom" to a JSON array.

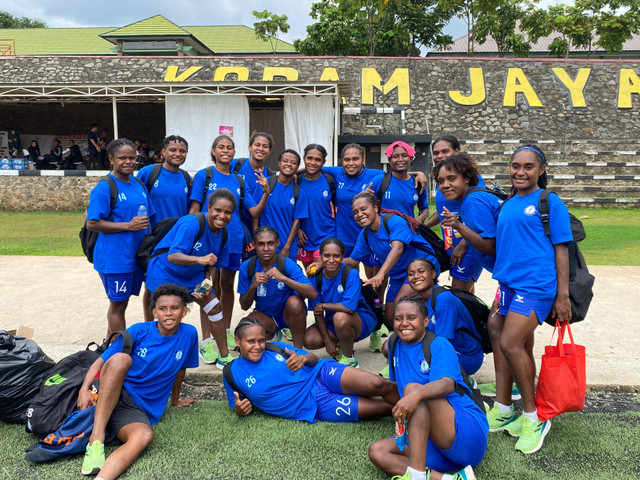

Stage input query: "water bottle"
[
  {"left": 256, "top": 283, "right": 267, "bottom": 297},
  {"left": 137, "top": 203, "right": 148, "bottom": 217}
]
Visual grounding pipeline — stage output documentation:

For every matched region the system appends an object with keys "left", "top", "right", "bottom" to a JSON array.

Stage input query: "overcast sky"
[{"left": 3, "top": 0, "right": 469, "bottom": 47}]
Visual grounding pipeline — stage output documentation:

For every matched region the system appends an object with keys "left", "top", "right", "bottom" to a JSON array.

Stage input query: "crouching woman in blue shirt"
[{"left": 369, "top": 295, "right": 488, "bottom": 480}]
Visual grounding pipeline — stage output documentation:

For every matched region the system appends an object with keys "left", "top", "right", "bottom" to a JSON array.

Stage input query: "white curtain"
[
  {"left": 165, "top": 95, "right": 250, "bottom": 172},
  {"left": 284, "top": 95, "right": 334, "bottom": 164}
]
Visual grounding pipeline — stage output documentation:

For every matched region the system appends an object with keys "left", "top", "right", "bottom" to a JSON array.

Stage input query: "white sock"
[
  {"left": 343, "top": 355, "right": 354, "bottom": 360},
  {"left": 495, "top": 401, "right": 512, "bottom": 413},
  {"left": 523, "top": 409, "right": 539, "bottom": 422},
  {"left": 407, "top": 466, "right": 427, "bottom": 480}
]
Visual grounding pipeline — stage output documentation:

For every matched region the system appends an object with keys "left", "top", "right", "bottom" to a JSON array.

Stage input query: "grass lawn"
[
  {"left": 1, "top": 401, "right": 638, "bottom": 480},
  {"left": 1, "top": 207, "right": 639, "bottom": 265}
]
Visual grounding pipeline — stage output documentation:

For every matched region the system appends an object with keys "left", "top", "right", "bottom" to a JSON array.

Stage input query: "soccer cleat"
[
  {"left": 379, "top": 324, "right": 390, "bottom": 337},
  {"left": 338, "top": 354, "right": 359, "bottom": 368},
  {"left": 333, "top": 344, "right": 344, "bottom": 362},
  {"left": 369, "top": 330, "right": 382, "bottom": 353},
  {"left": 281, "top": 328, "right": 293, "bottom": 341},
  {"left": 199, "top": 340, "right": 218, "bottom": 364},
  {"left": 216, "top": 353, "right": 234, "bottom": 370},
  {"left": 378, "top": 363, "right": 389, "bottom": 378},
  {"left": 272, "top": 330, "right": 284, "bottom": 342},
  {"left": 391, "top": 473, "right": 412, "bottom": 480},
  {"left": 515, "top": 417, "right": 551, "bottom": 454},
  {"left": 81, "top": 440, "right": 105, "bottom": 475},
  {"left": 226, "top": 331, "right": 237, "bottom": 351},
  {"left": 451, "top": 465, "right": 476, "bottom": 480},
  {"left": 477, "top": 382, "right": 521, "bottom": 400},
  {"left": 486, "top": 403, "right": 519, "bottom": 433}
]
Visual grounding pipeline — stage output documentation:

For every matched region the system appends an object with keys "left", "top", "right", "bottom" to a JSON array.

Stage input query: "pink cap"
[{"left": 385, "top": 141, "right": 415, "bottom": 158}]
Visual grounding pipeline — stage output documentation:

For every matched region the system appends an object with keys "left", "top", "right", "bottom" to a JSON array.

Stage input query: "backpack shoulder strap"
[
  {"left": 220, "top": 227, "right": 228, "bottom": 248},
  {"left": 131, "top": 175, "right": 145, "bottom": 190},
  {"left": 101, "top": 329, "right": 134, "bottom": 355},
  {"left": 292, "top": 182, "right": 300, "bottom": 202},
  {"left": 268, "top": 175, "right": 277, "bottom": 194},
  {"left": 265, "top": 166, "right": 275, "bottom": 177},
  {"left": 421, "top": 330, "right": 436, "bottom": 365},
  {"left": 265, "top": 342, "right": 290, "bottom": 357},
  {"left": 382, "top": 212, "right": 393, "bottom": 234},
  {"left": 538, "top": 189, "right": 551, "bottom": 237},
  {"left": 430, "top": 285, "right": 446, "bottom": 311},
  {"left": 462, "top": 186, "right": 485, "bottom": 202},
  {"left": 387, "top": 332, "right": 398, "bottom": 378},
  {"left": 247, "top": 255, "right": 258, "bottom": 280},
  {"left": 340, "top": 264, "right": 354, "bottom": 290},
  {"left": 146, "top": 163, "right": 163, "bottom": 192},
  {"left": 193, "top": 212, "right": 207, "bottom": 242},
  {"left": 232, "top": 158, "right": 245, "bottom": 174},
  {"left": 322, "top": 172, "right": 337, "bottom": 205},
  {"left": 235, "top": 174, "right": 245, "bottom": 213},
  {"left": 202, "top": 166, "right": 213, "bottom": 205},
  {"left": 222, "top": 362, "right": 245, "bottom": 399},
  {"left": 376, "top": 172, "right": 393, "bottom": 201},
  {"left": 315, "top": 268, "right": 324, "bottom": 292},
  {"left": 276, "top": 254, "right": 287, "bottom": 276},
  {"left": 103, "top": 175, "right": 118, "bottom": 221},
  {"left": 179, "top": 168, "right": 191, "bottom": 189}
]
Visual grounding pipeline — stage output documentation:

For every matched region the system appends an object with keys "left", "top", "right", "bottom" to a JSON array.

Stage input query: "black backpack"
[
  {"left": 222, "top": 342, "right": 288, "bottom": 400},
  {"left": 201, "top": 166, "right": 245, "bottom": 213},
  {"left": 462, "top": 183, "right": 510, "bottom": 202},
  {"left": 387, "top": 331, "right": 485, "bottom": 412},
  {"left": 297, "top": 171, "right": 336, "bottom": 207},
  {"left": 136, "top": 212, "right": 227, "bottom": 272},
  {"left": 145, "top": 163, "right": 191, "bottom": 193},
  {"left": 25, "top": 331, "right": 133, "bottom": 437},
  {"left": 79, "top": 175, "right": 146, "bottom": 264},
  {"left": 375, "top": 171, "right": 423, "bottom": 202},
  {"left": 268, "top": 175, "right": 300, "bottom": 204},
  {"left": 430, "top": 285, "right": 492, "bottom": 354},
  {"left": 364, "top": 213, "right": 450, "bottom": 274},
  {"left": 246, "top": 254, "right": 287, "bottom": 279},
  {"left": 314, "top": 265, "right": 386, "bottom": 331},
  {"left": 538, "top": 190, "right": 595, "bottom": 325},
  {"left": 233, "top": 157, "right": 275, "bottom": 177}
]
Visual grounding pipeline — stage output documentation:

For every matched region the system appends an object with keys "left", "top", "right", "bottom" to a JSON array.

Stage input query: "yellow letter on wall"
[
  {"left": 361, "top": 68, "right": 410, "bottom": 105},
  {"left": 320, "top": 67, "right": 340, "bottom": 82},
  {"left": 449, "top": 68, "right": 485, "bottom": 106},
  {"left": 164, "top": 66, "right": 203, "bottom": 82},
  {"left": 551, "top": 68, "right": 590, "bottom": 108},
  {"left": 503, "top": 68, "right": 542, "bottom": 107},
  {"left": 618, "top": 68, "right": 640, "bottom": 109},
  {"left": 263, "top": 67, "right": 299, "bottom": 81},
  {"left": 214, "top": 67, "right": 249, "bottom": 81}
]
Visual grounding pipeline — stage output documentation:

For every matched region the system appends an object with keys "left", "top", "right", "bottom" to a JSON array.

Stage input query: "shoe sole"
[
  {"left": 199, "top": 353, "right": 217, "bottom": 365},
  {"left": 369, "top": 348, "right": 382, "bottom": 353},
  {"left": 216, "top": 362, "right": 230, "bottom": 370},
  {"left": 516, "top": 420, "right": 551, "bottom": 454},
  {"left": 81, "top": 467, "right": 101, "bottom": 476},
  {"left": 489, "top": 417, "right": 519, "bottom": 434}
]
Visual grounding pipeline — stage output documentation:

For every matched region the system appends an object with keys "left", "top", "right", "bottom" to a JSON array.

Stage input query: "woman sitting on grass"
[{"left": 223, "top": 317, "right": 397, "bottom": 423}]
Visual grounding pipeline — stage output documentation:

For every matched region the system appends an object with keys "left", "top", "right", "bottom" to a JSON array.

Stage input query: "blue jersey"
[
  {"left": 322, "top": 166, "right": 384, "bottom": 248},
  {"left": 190, "top": 167, "right": 257, "bottom": 255},
  {"left": 389, "top": 335, "right": 485, "bottom": 421},
  {"left": 435, "top": 175, "right": 486, "bottom": 253},
  {"left": 237, "top": 256, "right": 312, "bottom": 317},
  {"left": 298, "top": 173, "right": 337, "bottom": 251},
  {"left": 136, "top": 165, "right": 190, "bottom": 227},
  {"left": 146, "top": 214, "right": 230, "bottom": 293},
  {"left": 370, "top": 174, "right": 429, "bottom": 217},
  {"left": 426, "top": 290, "right": 483, "bottom": 373},
  {"left": 230, "top": 158, "right": 270, "bottom": 229},
  {"left": 351, "top": 214, "right": 440, "bottom": 280},
  {"left": 223, "top": 342, "right": 330, "bottom": 423},
  {"left": 87, "top": 174, "right": 155, "bottom": 274},
  {"left": 460, "top": 189, "right": 502, "bottom": 273},
  {"left": 494, "top": 189, "right": 572, "bottom": 299},
  {"left": 101, "top": 321, "right": 198, "bottom": 424},
  {"left": 308, "top": 264, "right": 377, "bottom": 332},
  {"left": 259, "top": 180, "right": 309, "bottom": 258}
]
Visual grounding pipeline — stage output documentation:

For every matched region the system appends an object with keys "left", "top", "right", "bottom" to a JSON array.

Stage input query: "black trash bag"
[{"left": 0, "top": 330, "right": 55, "bottom": 424}]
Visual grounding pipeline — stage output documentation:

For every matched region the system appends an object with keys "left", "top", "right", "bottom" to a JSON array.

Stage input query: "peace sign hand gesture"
[{"left": 255, "top": 170, "right": 270, "bottom": 195}]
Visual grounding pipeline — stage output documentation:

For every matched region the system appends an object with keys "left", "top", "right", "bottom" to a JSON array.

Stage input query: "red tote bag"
[{"left": 536, "top": 321, "right": 586, "bottom": 422}]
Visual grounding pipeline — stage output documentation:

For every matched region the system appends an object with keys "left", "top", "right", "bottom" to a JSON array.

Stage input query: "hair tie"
[{"left": 514, "top": 145, "right": 546, "bottom": 164}]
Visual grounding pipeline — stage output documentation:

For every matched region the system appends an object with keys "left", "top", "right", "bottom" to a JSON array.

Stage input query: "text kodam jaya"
[{"left": 164, "top": 65, "right": 640, "bottom": 109}]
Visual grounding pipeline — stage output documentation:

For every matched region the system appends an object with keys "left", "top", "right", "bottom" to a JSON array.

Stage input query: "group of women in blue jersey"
[{"left": 87, "top": 130, "right": 570, "bottom": 480}]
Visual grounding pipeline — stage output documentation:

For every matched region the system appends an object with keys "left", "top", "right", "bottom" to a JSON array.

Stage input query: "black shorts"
[{"left": 106, "top": 387, "right": 150, "bottom": 441}]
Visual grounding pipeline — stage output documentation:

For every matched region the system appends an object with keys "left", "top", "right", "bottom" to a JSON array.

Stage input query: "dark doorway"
[{"left": 249, "top": 97, "right": 284, "bottom": 172}]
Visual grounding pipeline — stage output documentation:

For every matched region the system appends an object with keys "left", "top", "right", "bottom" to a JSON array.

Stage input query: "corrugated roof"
[
  {"left": 101, "top": 15, "right": 190, "bottom": 38},
  {"left": 0, "top": 22, "right": 295, "bottom": 55}
]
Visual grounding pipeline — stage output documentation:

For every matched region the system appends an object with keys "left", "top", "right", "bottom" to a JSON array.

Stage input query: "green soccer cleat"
[
  {"left": 199, "top": 340, "right": 218, "bottom": 364},
  {"left": 369, "top": 330, "right": 382, "bottom": 353},
  {"left": 451, "top": 465, "right": 476, "bottom": 480},
  {"left": 486, "top": 403, "right": 519, "bottom": 433},
  {"left": 515, "top": 417, "right": 551, "bottom": 454},
  {"left": 391, "top": 473, "right": 412, "bottom": 480},
  {"left": 504, "top": 414, "right": 525, "bottom": 437},
  {"left": 379, "top": 324, "right": 390, "bottom": 337},
  {"left": 81, "top": 440, "right": 105, "bottom": 476},
  {"left": 477, "top": 382, "right": 521, "bottom": 400},
  {"left": 378, "top": 363, "right": 389, "bottom": 378},
  {"left": 216, "top": 353, "right": 234, "bottom": 370},
  {"left": 272, "top": 330, "right": 284, "bottom": 342},
  {"left": 338, "top": 354, "right": 359, "bottom": 368},
  {"left": 281, "top": 328, "right": 293, "bottom": 341},
  {"left": 226, "top": 330, "right": 237, "bottom": 351}
]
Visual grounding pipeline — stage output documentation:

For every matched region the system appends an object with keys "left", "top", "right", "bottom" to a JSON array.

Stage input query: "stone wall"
[{"left": 0, "top": 174, "right": 100, "bottom": 211}]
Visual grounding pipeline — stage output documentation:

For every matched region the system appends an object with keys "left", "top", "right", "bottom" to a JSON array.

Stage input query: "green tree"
[
  {"left": 252, "top": 10, "right": 290, "bottom": 53},
  {"left": 0, "top": 10, "right": 46, "bottom": 28},
  {"left": 473, "top": 0, "right": 532, "bottom": 57}
]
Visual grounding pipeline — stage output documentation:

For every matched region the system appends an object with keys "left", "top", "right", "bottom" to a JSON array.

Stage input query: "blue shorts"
[
  {"left": 457, "top": 350, "right": 483, "bottom": 377},
  {"left": 314, "top": 362, "right": 359, "bottom": 423},
  {"left": 499, "top": 284, "right": 554, "bottom": 325},
  {"left": 223, "top": 253, "right": 242, "bottom": 272},
  {"left": 256, "top": 308, "right": 306, "bottom": 332},
  {"left": 424, "top": 405, "right": 488, "bottom": 472},
  {"left": 99, "top": 270, "right": 143, "bottom": 302},
  {"left": 386, "top": 276, "right": 409, "bottom": 303},
  {"left": 363, "top": 253, "right": 381, "bottom": 268},
  {"left": 449, "top": 252, "right": 483, "bottom": 283},
  {"left": 326, "top": 307, "right": 378, "bottom": 342}
]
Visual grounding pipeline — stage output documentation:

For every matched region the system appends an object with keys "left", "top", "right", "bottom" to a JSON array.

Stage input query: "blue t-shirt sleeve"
[
  {"left": 418, "top": 187, "right": 429, "bottom": 211},
  {"left": 341, "top": 268, "right": 361, "bottom": 311},
  {"left": 189, "top": 169, "right": 207, "bottom": 205},
  {"left": 237, "top": 261, "right": 250, "bottom": 294},
  {"left": 428, "top": 336, "right": 460, "bottom": 384},
  {"left": 350, "top": 230, "right": 371, "bottom": 262},
  {"left": 87, "top": 181, "right": 112, "bottom": 221},
  {"left": 223, "top": 374, "right": 236, "bottom": 408},
  {"left": 464, "top": 195, "right": 497, "bottom": 239},
  {"left": 548, "top": 194, "right": 573, "bottom": 245},
  {"left": 369, "top": 175, "right": 383, "bottom": 196},
  {"left": 388, "top": 215, "right": 413, "bottom": 245},
  {"left": 215, "top": 230, "right": 231, "bottom": 269},
  {"left": 293, "top": 189, "right": 309, "bottom": 221},
  {"left": 168, "top": 217, "right": 199, "bottom": 255},
  {"left": 286, "top": 258, "right": 311, "bottom": 285},
  {"left": 275, "top": 341, "right": 306, "bottom": 355},
  {"left": 183, "top": 326, "right": 199, "bottom": 369},
  {"left": 321, "top": 166, "right": 342, "bottom": 177},
  {"left": 308, "top": 274, "right": 321, "bottom": 310},
  {"left": 243, "top": 185, "right": 258, "bottom": 211},
  {"left": 434, "top": 294, "right": 457, "bottom": 340},
  {"left": 136, "top": 166, "right": 150, "bottom": 185}
]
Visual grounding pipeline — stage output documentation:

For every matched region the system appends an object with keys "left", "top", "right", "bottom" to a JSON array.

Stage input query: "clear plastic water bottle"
[
  {"left": 137, "top": 203, "right": 148, "bottom": 217},
  {"left": 256, "top": 283, "right": 267, "bottom": 297}
]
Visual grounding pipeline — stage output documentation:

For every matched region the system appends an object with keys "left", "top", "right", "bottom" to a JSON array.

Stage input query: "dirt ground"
[{"left": 1, "top": 256, "right": 638, "bottom": 389}]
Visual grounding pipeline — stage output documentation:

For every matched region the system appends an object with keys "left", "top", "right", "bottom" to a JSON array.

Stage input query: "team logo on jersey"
[
  {"left": 277, "top": 281, "right": 286, "bottom": 290},
  {"left": 515, "top": 295, "right": 524, "bottom": 303},
  {"left": 430, "top": 314, "right": 436, "bottom": 325},
  {"left": 420, "top": 359, "right": 430, "bottom": 373},
  {"left": 289, "top": 197, "right": 295, "bottom": 205},
  {"left": 175, "top": 350, "right": 183, "bottom": 361},
  {"left": 413, "top": 194, "right": 419, "bottom": 202},
  {"left": 275, "top": 354, "right": 285, "bottom": 362},
  {"left": 193, "top": 242, "right": 202, "bottom": 251},
  {"left": 184, "top": 186, "right": 188, "bottom": 194},
  {"left": 361, "top": 184, "right": 368, "bottom": 190},
  {"left": 337, "top": 284, "right": 344, "bottom": 293},
  {"left": 322, "top": 190, "right": 329, "bottom": 198},
  {"left": 236, "top": 188, "right": 241, "bottom": 195},
  {"left": 524, "top": 205, "right": 537, "bottom": 216}
]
